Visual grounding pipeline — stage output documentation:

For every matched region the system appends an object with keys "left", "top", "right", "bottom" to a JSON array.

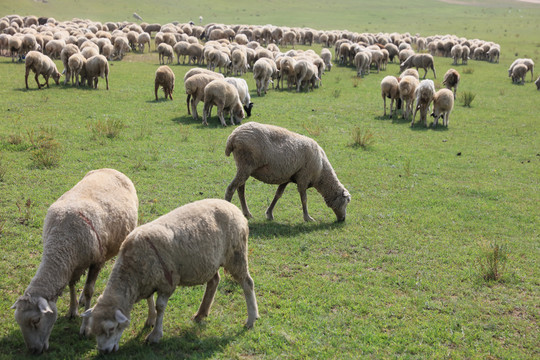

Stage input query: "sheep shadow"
[
  {"left": 171, "top": 115, "right": 235, "bottom": 129},
  {"left": 0, "top": 316, "right": 96, "bottom": 359},
  {"left": 249, "top": 220, "right": 346, "bottom": 240},
  {"left": 116, "top": 323, "right": 240, "bottom": 359}
]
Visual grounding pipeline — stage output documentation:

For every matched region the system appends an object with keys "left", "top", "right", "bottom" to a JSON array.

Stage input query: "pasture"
[{"left": 0, "top": 0, "right": 538, "bottom": 358}]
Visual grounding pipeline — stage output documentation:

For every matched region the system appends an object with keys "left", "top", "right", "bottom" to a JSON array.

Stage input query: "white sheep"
[
  {"left": 155, "top": 65, "right": 175, "bottom": 101},
  {"left": 60, "top": 44, "right": 80, "bottom": 85},
  {"left": 81, "top": 54, "right": 109, "bottom": 90},
  {"left": 320, "top": 48, "right": 332, "bottom": 71},
  {"left": 207, "top": 49, "right": 232, "bottom": 74},
  {"left": 83, "top": 199, "right": 259, "bottom": 353},
  {"left": 11, "top": 168, "right": 138, "bottom": 354},
  {"left": 44, "top": 39, "right": 65, "bottom": 59},
  {"left": 450, "top": 44, "right": 462, "bottom": 65},
  {"left": 398, "top": 75, "right": 419, "bottom": 121},
  {"left": 253, "top": 58, "right": 276, "bottom": 96},
  {"left": 400, "top": 53, "right": 436, "bottom": 79},
  {"left": 157, "top": 43, "right": 173, "bottom": 65},
  {"left": 173, "top": 41, "right": 190, "bottom": 64},
  {"left": 380, "top": 75, "right": 400, "bottom": 118},
  {"left": 225, "top": 122, "right": 351, "bottom": 222},
  {"left": 431, "top": 88, "right": 454, "bottom": 127},
  {"left": 224, "top": 77, "right": 254, "bottom": 117},
  {"left": 203, "top": 79, "right": 245, "bottom": 126},
  {"left": 511, "top": 64, "right": 528, "bottom": 84},
  {"left": 294, "top": 59, "right": 319, "bottom": 92},
  {"left": 24, "top": 51, "right": 62, "bottom": 90},
  {"left": 400, "top": 68, "right": 419, "bottom": 80},
  {"left": 411, "top": 79, "right": 435, "bottom": 127},
  {"left": 231, "top": 48, "right": 249, "bottom": 76},
  {"left": 508, "top": 59, "right": 534, "bottom": 82},
  {"left": 137, "top": 32, "right": 151, "bottom": 52},
  {"left": 113, "top": 36, "right": 130, "bottom": 60},
  {"left": 184, "top": 72, "right": 223, "bottom": 120},
  {"left": 68, "top": 53, "right": 86, "bottom": 87},
  {"left": 354, "top": 51, "right": 371, "bottom": 77},
  {"left": 442, "top": 68, "right": 460, "bottom": 98}
]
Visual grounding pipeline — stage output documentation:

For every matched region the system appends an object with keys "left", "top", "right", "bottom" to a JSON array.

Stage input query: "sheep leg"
[
  {"left": 202, "top": 102, "right": 211, "bottom": 126},
  {"left": 298, "top": 187, "right": 315, "bottom": 222},
  {"left": 34, "top": 73, "right": 42, "bottom": 89},
  {"left": 265, "top": 183, "right": 288, "bottom": 220},
  {"left": 411, "top": 104, "right": 419, "bottom": 127},
  {"left": 68, "top": 283, "right": 79, "bottom": 318},
  {"left": 423, "top": 67, "right": 428, "bottom": 79},
  {"left": 105, "top": 75, "right": 109, "bottom": 91},
  {"left": 155, "top": 82, "right": 159, "bottom": 101},
  {"left": 79, "top": 263, "right": 103, "bottom": 336},
  {"left": 382, "top": 95, "right": 386, "bottom": 116},
  {"left": 145, "top": 293, "right": 169, "bottom": 344},
  {"left": 192, "top": 98, "right": 199, "bottom": 120},
  {"left": 240, "top": 274, "right": 259, "bottom": 328},
  {"left": 390, "top": 98, "right": 394, "bottom": 118},
  {"left": 237, "top": 184, "right": 253, "bottom": 219},
  {"left": 217, "top": 107, "right": 227, "bottom": 127},
  {"left": 193, "top": 272, "right": 220, "bottom": 322},
  {"left": 25, "top": 68, "right": 31, "bottom": 89},
  {"left": 145, "top": 295, "right": 157, "bottom": 328}
]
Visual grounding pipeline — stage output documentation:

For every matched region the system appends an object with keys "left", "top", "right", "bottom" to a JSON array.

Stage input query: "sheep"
[
  {"left": 183, "top": 67, "right": 225, "bottom": 83},
  {"left": 68, "top": 53, "right": 86, "bottom": 87},
  {"left": 203, "top": 79, "right": 245, "bottom": 126},
  {"left": 508, "top": 58, "right": 534, "bottom": 82},
  {"left": 398, "top": 75, "right": 419, "bottom": 121},
  {"left": 81, "top": 46, "right": 99, "bottom": 60},
  {"left": 511, "top": 63, "right": 528, "bottom": 84},
  {"left": 400, "top": 53, "right": 436, "bottom": 79},
  {"left": 82, "top": 199, "right": 259, "bottom": 353},
  {"left": 294, "top": 59, "right": 319, "bottom": 92},
  {"left": 431, "top": 88, "right": 454, "bottom": 127},
  {"left": 224, "top": 122, "right": 351, "bottom": 222},
  {"left": 277, "top": 56, "right": 296, "bottom": 90},
  {"left": 137, "top": 32, "right": 151, "bottom": 52},
  {"left": 24, "top": 51, "right": 62, "bottom": 90},
  {"left": 411, "top": 79, "right": 435, "bottom": 127},
  {"left": 60, "top": 44, "right": 80, "bottom": 85},
  {"left": 184, "top": 72, "right": 223, "bottom": 120},
  {"left": 173, "top": 41, "right": 190, "bottom": 64},
  {"left": 461, "top": 45, "right": 470, "bottom": 65},
  {"left": 9, "top": 35, "right": 23, "bottom": 62},
  {"left": 186, "top": 43, "right": 204, "bottom": 65},
  {"left": 535, "top": 75, "right": 540, "bottom": 90},
  {"left": 400, "top": 68, "right": 419, "bottom": 80},
  {"left": 11, "top": 169, "right": 138, "bottom": 354},
  {"left": 81, "top": 54, "right": 109, "bottom": 90},
  {"left": 385, "top": 43, "right": 399, "bottom": 63},
  {"left": 154, "top": 65, "right": 175, "bottom": 101},
  {"left": 101, "top": 43, "right": 114, "bottom": 61},
  {"left": 354, "top": 51, "right": 371, "bottom": 77},
  {"left": 320, "top": 48, "right": 332, "bottom": 71},
  {"left": 380, "top": 76, "right": 400, "bottom": 118},
  {"left": 253, "top": 58, "right": 276, "bottom": 96},
  {"left": 157, "top": 43, "right": 173, "bottom": 65},
  {"left": 231, "top": 48, "right": 249, "bottom": 76},
  {"left": 207, "top": 49, "right": 232, "bottom": 75},
  {"left": 442, "top": 68, "right": 460, "bottom": 98},
  {"left": 44, "top": 39, "right": 65, "bottom": 59},
  {"left": 224, "top": 77, "right": 254, "bottom": 117},
  {"left": 113, "top": 37, "right": 130, "bottom": 60},
  {"left": 450, "top": 44, "right": 462, "bottom": 65}
]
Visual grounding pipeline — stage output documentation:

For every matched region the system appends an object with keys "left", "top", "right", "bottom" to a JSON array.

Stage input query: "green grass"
[{"left": 1, "top": 1, "right": 539, "bottom": 359}]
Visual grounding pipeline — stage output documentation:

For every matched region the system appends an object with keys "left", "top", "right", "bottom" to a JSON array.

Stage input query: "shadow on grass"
[{"left": 249, "top": 219, "right": 346, "bottom": 240}]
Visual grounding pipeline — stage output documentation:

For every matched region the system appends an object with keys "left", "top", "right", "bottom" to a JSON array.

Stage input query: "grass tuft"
[
  {"left": 460, "top": 91, "right": 476, "bottom": 107},
  {"left": 478, "top": 240, "right": 508, "bottom": 282},
  {"left": 16, "top": 198, "right": 34, "bottom": 226},
  {"left": 350, "top": 127, "right": 375, "bottom": 149},
  {"left": 88, "top": 118, "right": 125, "bottom": 139},
  {"left": 462, "top": 68, "right": 474, "bottom": 74},
  {"left": 28, "top": 128, "right": 61, "bottom": 168},
  {"left": 302, "top": 122, "right": 321, "bottom": 136}
]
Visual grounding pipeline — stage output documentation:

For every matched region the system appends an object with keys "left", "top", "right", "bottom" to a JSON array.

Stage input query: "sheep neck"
[
  {"left": 26, "top": 249, "right": 73, "bottom": 302},
  {"left": 314, "top": 159, "right": 344, "bottom": 204}
]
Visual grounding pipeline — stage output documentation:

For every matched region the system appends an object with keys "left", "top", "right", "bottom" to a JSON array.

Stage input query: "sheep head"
[
  {"left": 327, "top": 189, "right": 351, "bottom": 222},
  {"left": 232, "top": 103, "right": 245, "bottom": 125},
  {"left": 82, "top": 306, "right": 129, "bottom": 354},
  {"left": 244, "top": 102, "right": 254, "bottom": 117},
  {"left": 52, "top": 70, "right": 61, "bottom": 85},
  {"left": 11, "top": 295, "right": 58, "bottom": 354}
]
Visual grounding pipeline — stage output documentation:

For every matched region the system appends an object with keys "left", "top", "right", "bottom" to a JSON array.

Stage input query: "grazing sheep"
[
  {"left": 231, "top": 48, "right": 249, "bottom": 76},
  {"left": 225, "top": 122, "right": 351, "bottom": 222},
  {"left": 68, "top": 53, "right": 86, "bottom": 87},
  {"left": 173, "top": 41, "right": 190, "bottom": 64},
  {"left": 431, "top": 88, "right": 454, "bottom": 127},
  {"left": 400, "top": 68, "right": 419, "bottom": 80},
  {"left": 154, "top": 65, "right": 175, "bottom": 101},
  {"left": 24, "top": 51, "right": 62, "bottom": 90},
  {"left": 81, "top": 55, "right": 109, "bottom": 90},
  {"left": 187, "top": 43, "right": 204, "bottom": 65},
  {"left": 508, "top": 58, "right": 534, "bottom": 82},
  {"left": 224, "top": 77, "right": 254, "bottom": 117},
  {"left": 398, "top": 75, "right": 419, "bottom": 121},
  {"left": 412, "top": 79, "right": 435, "bottom": 127},
  {"left": 294, "top": 59, "right": 319, "bottom": 92},
  {"left": 83, "top": 199, "right": 259, "bottom": 353},
  {"left": 442, "top": 68, "right": 460, "bottom": 98},
  {"left": 60, "top": 44, "right": 80, "bottom": 85},
  {"left": 461, "top": 46, "right": 470, "bottom": 65},
  {"left": 400, "top": 53, "right": 436, "bottom": 79},
  {"left": 207, "top": 49, "right": 232, "bottom": 75},
  {"left": 138, "top": 32, "right": 151, "bottom": 52},
  {"left": 203, "top": 79, "right": 245, "bottom": 126},
  {"left": 385, "top": 43, "right": 399, "bottom": 63},
  {"left": 511, "top": 64, "right": 528, "bottom": 84},
  {"left": 380, "top": 76, "right": 400, "bottom": 118},
  {"left": 450, "top": 44, "right": 462, "bottom": 65},
  {"left": 183, "top": 67, "right": 225, "bottom": 83},
  {"left": 320, "top": 48, "right": 332, "bottom": 71},
  {"left": 81, "top": 46, "right": 99, "bottom": 60},
  {"left": 9, "top": 35, "right": 23, "bottom": 62},
  {"left": 157, "top": 43, "right": 173, "bottom": 65},
  {"left": 354, "top": 51, "right": 371, "bottom": 77},
  {"left": 12, "top": 169, "right": 138, "bottom": 354},
  {"left": 535, "top": 75, "right": 540, "bottom": 90},
  {"left": 253, "top": 58, "right": 276, "bottom": 96},
  {"left": 184, "top": 72, "right": 223, "bottom": 119},
  {"left": 44, "top": 39, "right": 65, "bottom": 59}
]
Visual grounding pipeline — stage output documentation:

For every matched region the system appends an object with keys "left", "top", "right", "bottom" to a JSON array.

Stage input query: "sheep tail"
[{"left": 225, "top": 134, "right": 235, "bottom": 157}]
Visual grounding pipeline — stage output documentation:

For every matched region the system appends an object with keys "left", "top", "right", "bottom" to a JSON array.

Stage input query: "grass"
[
  {"left": 477, "top": 240, "right": 509, "bottom": 282},
  {"left": 0, "top": 0, "right": 539, "bottom": 359},
  {"left": 460, "top": 90, "right": 477, "bottom": 107}
]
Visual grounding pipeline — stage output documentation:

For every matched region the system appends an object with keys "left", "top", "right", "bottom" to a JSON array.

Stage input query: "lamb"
[
  {"left": 81, "top": 55, "right": 109, "bottom": 90},
  {"left": 157, "top": 43, "right": 173, "bottom": 65},
  {"left": 224, "top": 77, "right": 254, "bottom": 117},
  {"left": 24, "top": 51, "right": 62, "bottom": 90},
  {"left": 203, "top": 79, "right": 245, "bottom": 126},
  {"left": 442, "top": 68, "right": 460, "bottom": 98},
  {"left": 154, "top": 65, "right": 175, "bottom": 101},
  {"left": 431, "top": 88, "right": 454, "bottom": 127},
  {"left": 511, "top": 63, "right": 528, "bottom": 84},
  {"left": 380, "top": 76, "right": 400, "bottom": 118},
  {"left": 83, "top": 199, "right": 259, "bottom": 353},
  {"left": 320, "top": 48, "right": 332, "bottom": 71},
  {"left": 184, "top": 72, "right": 223, "bottom": 119},
  {"left": 67, "top": 53, "right": 86, "bottom": 87},
  {"left": 398, "top": 75, "right": 419, "bottom": 121},
  {"left": 400, "top": 53, "right": 436, "bottom": 79},
  {"left": 11, "top": 168, "right": 138, "bottom": 354},
  {"left": 224, "top": 122, "right": 351, "bottom": 222},
  {"left": 411, "top": 79, "right": 435, "bottom": 127},
  {"left": 253, "top": 58, "right": 277, "bottom": 96},
  {"left": 508, "top": 58, "right": 534, "bottom": 82}
]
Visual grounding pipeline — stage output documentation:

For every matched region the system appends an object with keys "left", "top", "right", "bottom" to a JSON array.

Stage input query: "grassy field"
[{"left": 0, "top": 0, "right": 539, "bottom": 359}]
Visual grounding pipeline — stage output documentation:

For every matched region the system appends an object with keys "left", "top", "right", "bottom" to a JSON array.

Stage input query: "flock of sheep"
[{"left": 2, "top": 12, "right": 539, "bottom": 355}]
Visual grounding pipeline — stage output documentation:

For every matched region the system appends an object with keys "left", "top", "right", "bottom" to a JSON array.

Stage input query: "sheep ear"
[
  {"left": 37, "top": 297, "right": 53, "bottom": 314},
  {"left": 115, "top": 309, "right": 129, "bottom": 324},
  {"left": 81, "top": 308, "right": 93, "bottom": 318}
]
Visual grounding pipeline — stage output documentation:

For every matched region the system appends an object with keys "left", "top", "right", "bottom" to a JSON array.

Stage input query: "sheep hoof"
[
  {"left": 144, "top": 330, "right": 163, "bottom": 344},
  {"left": 304, "top": 215, "right": 315, "bottom": 222}
]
